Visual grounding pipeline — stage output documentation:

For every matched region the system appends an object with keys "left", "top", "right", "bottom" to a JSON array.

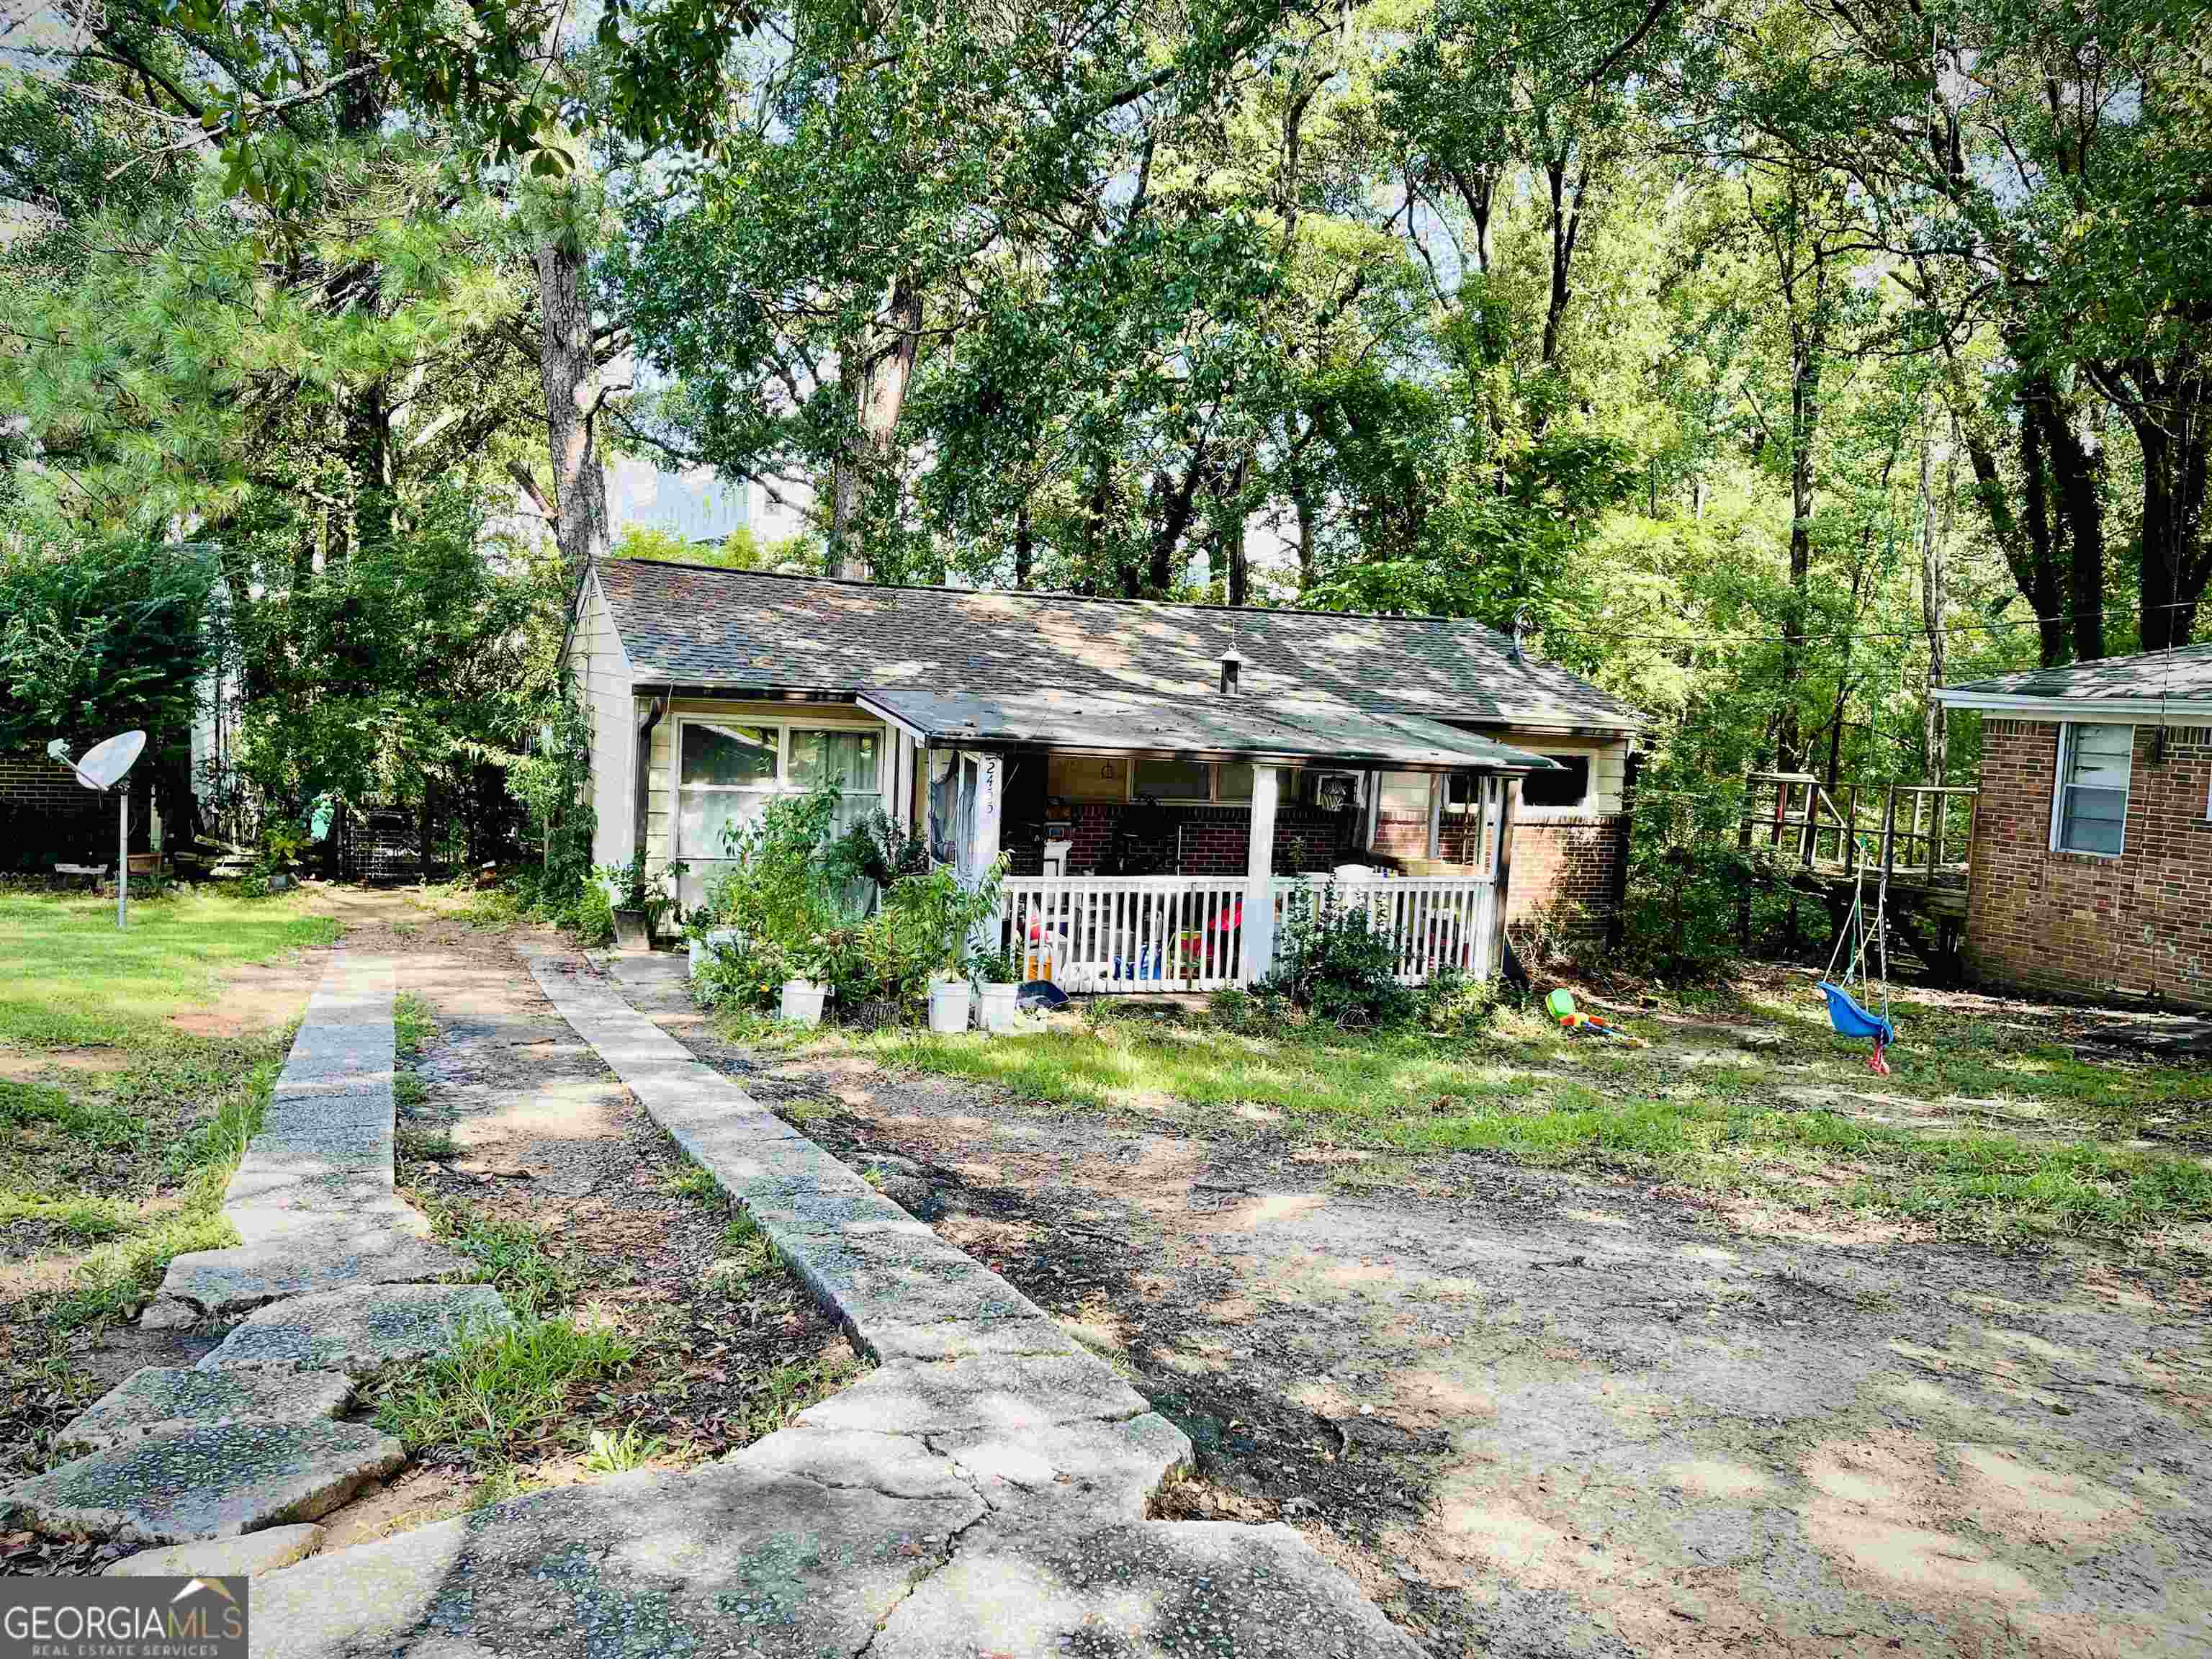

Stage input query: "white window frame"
[
  {"left": 674, "top": 716, "right": 887, "bottom": 868},
  {"left": 1125, "top": 758, "right": 1259, "bottom": 806},
  {"left": 2049, "top": 721, "right": 2132, "bottom": 858},
  {"left": 1514, "top": 752, "right": 1597, "bottom": 819}
]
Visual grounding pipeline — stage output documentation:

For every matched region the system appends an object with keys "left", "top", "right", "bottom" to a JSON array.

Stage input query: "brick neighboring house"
[
  {"left": 0, "top": 752, "right": 153, "bottom": 875},
  {"left": 1937, "top": 644, "right": 2212, "bottom": 1007},
  {"left": 563, "top": 560, "right": 1645, "bottom": 987}
]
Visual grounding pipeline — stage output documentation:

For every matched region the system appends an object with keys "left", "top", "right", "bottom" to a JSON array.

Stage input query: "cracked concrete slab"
[
  {"left": 791, "top": 1352, "right": 1151, "bottom": 1439},
  {"left": 0, "top": 1421, "right": 403, "bottom": 1545},
  {"left": 867, "top": 1517, "right": 1426, "bottom": 1658},
  {"left": 107, "top": 1523, "right": 325, "bottom": 1578},
  {"left": 248, "top": 1457, "right": 984, "bottom": 1659},
  {"left": 56, "top": 1367, "right": 353, "bottom": 1457},
  {"left": 160, "top": 1228, "right": 467, "bottom": 1316},
  {"left": 243, "top": 944, "right": 1413, "bottom": 1658},
  {"left": 199, "top": 1283, "right": 511, "bottom": 1376}
]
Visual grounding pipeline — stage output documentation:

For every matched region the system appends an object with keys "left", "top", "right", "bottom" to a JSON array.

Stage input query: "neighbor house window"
[
  {"left": 2054, "top": 722, "right": 2132, "bottom": 855},
  {"left": 1520, "top": 755, "right": 1593, "bottom": 811}
]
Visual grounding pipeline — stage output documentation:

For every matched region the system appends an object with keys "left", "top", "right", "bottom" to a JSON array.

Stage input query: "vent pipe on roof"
[
  {"left": 1509, "top": 607, "right": 1529, "bottom": 665},
  {"left": 1219, "top": 653, "right": 1243, "bottom": 697}
]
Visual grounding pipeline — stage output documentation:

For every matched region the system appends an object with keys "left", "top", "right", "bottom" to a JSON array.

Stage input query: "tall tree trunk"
[
  {"left": 535, "top": 231, "right": 611, "bottom": 572},
  {"left": 830, "top": 274, "right": 924, "bottom": 583},
  {"left": 1013, "top": 501, "right": 1034, "bottom": 589},
  {"left": 1295, "top": 490, "right": 1317, "bottom": 592},
  {"left": 2128, "top": 396, "right": 2208, "bottom": 652},
  {"left": 1920, "top": 410, "right": 1954, "bottom": 784}
]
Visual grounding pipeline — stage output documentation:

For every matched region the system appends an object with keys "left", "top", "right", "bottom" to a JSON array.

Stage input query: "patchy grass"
[
  {"left": 374, "top": 1311, "right": 639, "bottom": 1462},
  {"left": 0, "top": 885, "right": 326, "bottom": 1477},
  {"left": 858, "top": 1004, "right": 2212, "bottom": 1246},
  {"left": 392, "top": 992, "right": 438, "bottom": 1060},
  {"left": 0, "top": 884, "right": 334, "bottom": 1049},
  {"left": 4, "top": 1035, "right": 289, "bottom": 1333}
]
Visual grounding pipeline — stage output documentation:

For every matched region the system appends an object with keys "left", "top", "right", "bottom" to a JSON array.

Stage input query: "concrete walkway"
[
  {"left": 243, "top": 944, "right": 1421, "bottom": 1658},
  {"left": 1, "top": 954, "right": 506, "bottom": 1562}
]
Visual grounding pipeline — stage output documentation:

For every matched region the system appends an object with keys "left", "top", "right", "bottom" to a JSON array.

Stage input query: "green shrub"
[
  {"left": 572, "top": 883, "right": 614, "bottom": 947},
  {"left": 1262, "top": 884, "right": 1416, "bottom": 1028}
]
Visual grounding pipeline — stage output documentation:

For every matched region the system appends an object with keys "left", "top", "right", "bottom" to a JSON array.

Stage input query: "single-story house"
[
  {"left": 565, "top": 559, "right": 1645, "bottom": 990},
  {"left": 1936, "top": 644, "right": 2212, "bottom": 1006}
]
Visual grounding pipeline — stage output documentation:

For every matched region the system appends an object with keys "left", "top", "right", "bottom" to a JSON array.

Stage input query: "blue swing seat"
[{"left": 1817, "top": 980, "right": 1895, "bottom": 1046}]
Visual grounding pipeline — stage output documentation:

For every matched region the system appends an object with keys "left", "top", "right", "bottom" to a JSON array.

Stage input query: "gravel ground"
[{"left": 635, "top": 989, "right": 2212, "bottom": 1659}]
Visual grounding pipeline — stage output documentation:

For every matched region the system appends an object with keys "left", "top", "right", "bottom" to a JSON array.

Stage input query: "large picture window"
[
  {"left": 1128, "top": 758, "right": 1264, "bottom": 804},
  {"left": 2054, "top": 722, "right": 2132, "bottom": 855},
  {"left": 675, "top": 720, "right": 887, "bottom": 906}
]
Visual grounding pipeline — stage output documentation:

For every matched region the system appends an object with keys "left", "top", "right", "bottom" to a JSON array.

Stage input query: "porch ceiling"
[{"left": 855, "top": 687, "right": 1558, "bottom": 773}]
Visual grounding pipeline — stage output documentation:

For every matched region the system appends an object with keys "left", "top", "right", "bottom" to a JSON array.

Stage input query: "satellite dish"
[{"left": 66, "top": 730, "right": 147, "bottom": 792}]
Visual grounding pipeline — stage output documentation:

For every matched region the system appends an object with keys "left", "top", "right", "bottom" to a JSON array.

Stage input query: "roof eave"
[{"left": 1934, "top": 689, "right": 2212, "bottom": 720}]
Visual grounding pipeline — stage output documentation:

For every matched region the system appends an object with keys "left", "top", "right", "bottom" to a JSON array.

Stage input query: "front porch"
[{"left": 860, "top": 685, "right": 1537, "bottom": 994}]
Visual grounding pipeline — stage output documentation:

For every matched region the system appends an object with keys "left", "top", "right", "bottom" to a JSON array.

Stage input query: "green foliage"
[
  {"left": 1262, "top": 884, "right": 1419, "bottom": 1028},
  {"left": 372, "top": 1311, "right": 637, "bottom": 1462}
]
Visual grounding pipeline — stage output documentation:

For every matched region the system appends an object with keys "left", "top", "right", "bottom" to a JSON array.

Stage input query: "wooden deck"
[{"left": 1738, "top": 773, "right": 1977, "bottom": 974}]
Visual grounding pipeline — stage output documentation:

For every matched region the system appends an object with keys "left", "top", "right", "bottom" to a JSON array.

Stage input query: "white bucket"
[
  {"left": 927, "top": 979, "right": 972, "bottom": 1035},
  {"left": 779, "top": 979, "right": 827, "bottom": 1027},
  {"left": 977, "top": 982, "right": 1021, "bottom": 1033}
]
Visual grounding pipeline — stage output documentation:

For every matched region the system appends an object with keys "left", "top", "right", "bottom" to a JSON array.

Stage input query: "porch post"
[
  {"left": 1487, "top": 775, "right": 1517, "bottom": 981},
  {"left": 1426, "top": 773, "right": 1444, "bottom": 859},
  {"left": 1244, "top": 765, "right": 1280, "bottom": 984},
  {"left": 971, "top": 752, "right": 1004, "bottom": 957}
]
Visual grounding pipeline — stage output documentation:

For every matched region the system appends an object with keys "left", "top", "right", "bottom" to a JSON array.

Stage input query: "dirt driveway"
[{"left": 622, "top": 983, "right": 2211, "bottom": 1659}]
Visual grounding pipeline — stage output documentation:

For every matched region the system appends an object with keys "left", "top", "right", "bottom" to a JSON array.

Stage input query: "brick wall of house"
[
  {"left": 0, "top": 753, "right": 148, "bottom": 871},
  {"left": 1010, "top": 804, "right": 1359, "bottom": 877},
  {"left": 1966, "top": 719, "right": 2212, "bottom": 1006}
]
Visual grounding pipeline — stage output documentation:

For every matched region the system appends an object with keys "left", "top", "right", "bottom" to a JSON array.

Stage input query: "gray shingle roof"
[
  {"left": 1941, "top": 642, "right": 2212, "bottom": 706},
  {"left": 857, "top": 688, "right": 1562, "bottom": 772},
  {"left": 594, "top": 560, "right": 1643, "bottom": 732}
]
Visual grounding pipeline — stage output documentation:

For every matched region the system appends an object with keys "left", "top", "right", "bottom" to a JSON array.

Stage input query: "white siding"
[{"left": 567, "top": 572, "right": 637, "bottom": 870}]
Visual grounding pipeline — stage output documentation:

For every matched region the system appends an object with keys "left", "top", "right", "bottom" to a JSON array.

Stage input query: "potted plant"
[
  {"left": 596, "top": 854, "right": 687, "bottom": 950},
  {"left": 887, "top": 860, "right": 1005, "bottom": 1035},
  {"left": 969, "top": 940, "right": 1025, "bottom": 1033},
  {"left": 780, "top": 930, "right": 852, "bottom": 1028}
]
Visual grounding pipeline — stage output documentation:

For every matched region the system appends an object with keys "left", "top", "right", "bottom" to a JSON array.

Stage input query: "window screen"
[
  {"left": 2057, "top": 724, "right": 2131, "bottom": 855},
  {"left": 1133, "top": 757, "right": 1213, "bottom": 801},
  {"left": 1215, "top": 763, "right": 1254, "bottom": 802},
  {"left": 680, "top": 722, "right": 777, "bottom": 786},
  {"left": 1521, "top": 755, "right": 1591, "bottom": 810}
]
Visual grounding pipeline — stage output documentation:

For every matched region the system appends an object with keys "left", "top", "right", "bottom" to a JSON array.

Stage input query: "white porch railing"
[
  {"left": 1002, "top": 871, "right": 1499, "bottom": 994},
  {"left": 1004, "top": 875, "right": 1252, "bottom": 992},
  {"left": 1270, "top": 875, "right": 1499, "bottom": 984}
]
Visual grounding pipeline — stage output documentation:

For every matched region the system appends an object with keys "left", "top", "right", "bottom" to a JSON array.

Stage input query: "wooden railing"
[
  {"left": 1001, "top": 871, "right": 1500, "bottom": 993},
  {"left": 1739, "top": 772, "right": 1977, "bottom": 882}
]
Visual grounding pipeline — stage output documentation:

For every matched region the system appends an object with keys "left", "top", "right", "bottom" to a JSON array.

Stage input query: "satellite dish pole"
[{"left": 47, "top": 731, "right": 148, "bottom": 930}]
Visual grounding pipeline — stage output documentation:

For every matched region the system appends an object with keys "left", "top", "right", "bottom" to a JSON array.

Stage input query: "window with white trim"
[
  {"left": 675, "top": 720, "right": 886, "bottom": 889},
  {"left": 2053, "top": 722, "right": 2131, "bottom": 855}
]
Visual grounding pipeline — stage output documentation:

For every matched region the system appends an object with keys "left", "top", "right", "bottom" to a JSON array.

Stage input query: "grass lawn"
[
  {"left": 0, "top": 884, "right": 338, "bottom": 1047},
  {"left": 833, "top": 988, "right": 2212, "bottom": 1248},
  {"left": 1, "top": 883, "right": 338, "bottom": 1473}
]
